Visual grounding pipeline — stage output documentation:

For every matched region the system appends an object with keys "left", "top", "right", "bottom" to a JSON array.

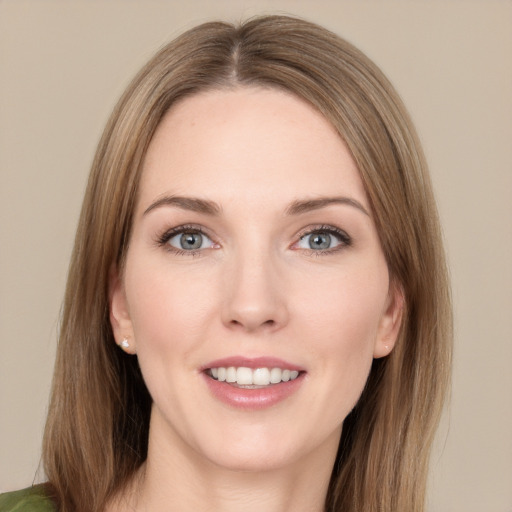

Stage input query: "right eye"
[{"left": 167, "top": 231, "right": 214, "bottom": 252}]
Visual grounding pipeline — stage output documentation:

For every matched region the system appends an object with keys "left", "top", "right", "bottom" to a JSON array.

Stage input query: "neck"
[
  {"left": 139, "top": 461, "right": 331, "bottom": 512},
  {"left": 109, "top": 413, "right": 339, "bottom": 512}
]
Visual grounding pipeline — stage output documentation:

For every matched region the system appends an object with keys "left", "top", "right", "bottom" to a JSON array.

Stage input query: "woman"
[{"left": 0, "top": 15, "right": 452, "bottom": 512}]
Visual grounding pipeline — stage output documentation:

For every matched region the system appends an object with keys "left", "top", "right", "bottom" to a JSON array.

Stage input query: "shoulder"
[{"left": 0, "top": 486, "right": 57, "bottom": 512}]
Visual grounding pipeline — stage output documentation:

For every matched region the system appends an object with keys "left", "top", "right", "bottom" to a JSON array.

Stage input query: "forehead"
[{"left": 139, "top": 87, "right": 368, "bottom": 211}]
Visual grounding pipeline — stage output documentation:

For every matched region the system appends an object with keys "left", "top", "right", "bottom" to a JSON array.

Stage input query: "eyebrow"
[
  {"left": 143, "top": 195, "right": 221, "bottom": 216},
  {"left": 285, "top": 197, "right": 370, "bottom": 217},
  {"left": 143, "top": 194, "right": 369, "bottom": 218}
]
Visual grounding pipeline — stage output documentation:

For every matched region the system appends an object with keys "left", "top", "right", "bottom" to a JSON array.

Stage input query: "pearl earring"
[{"left": 120, "top": 338, "right": 130, "bottom": 349}]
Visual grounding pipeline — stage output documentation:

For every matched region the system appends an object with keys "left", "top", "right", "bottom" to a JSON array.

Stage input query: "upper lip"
[{"left": 200, "top": 356, "right": 305, "bottom": 372}]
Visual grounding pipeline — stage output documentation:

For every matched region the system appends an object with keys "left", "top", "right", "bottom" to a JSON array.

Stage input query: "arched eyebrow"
[
  {"left": 143, "top": 195, "right": 221, "bottom": 216},
  {"left": 143, "top": 195, "right": 369, "bottom": 217},
  {"left": 285, "top": 197, "right": 369, "bottom": 216}
]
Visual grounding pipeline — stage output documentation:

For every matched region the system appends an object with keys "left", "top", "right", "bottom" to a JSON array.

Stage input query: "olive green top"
[{"left": 0, "top": 486, "right": 57, "bottom": 512}]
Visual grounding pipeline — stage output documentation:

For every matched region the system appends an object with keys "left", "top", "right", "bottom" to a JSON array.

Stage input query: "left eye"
[
  {"left": 168, "top": 231, "right": 214, "bottom": 251},
  {"left": 297, "top": 230, "right": 347, "bottom": 251}
]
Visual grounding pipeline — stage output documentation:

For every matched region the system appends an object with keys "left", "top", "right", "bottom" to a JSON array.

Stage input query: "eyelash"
[
  {"left": 295, "top": 225, "right": 352, "bottom": 256},
  {"left": 155, "top": 224, "right": 352, "bottom": 256},
  {"left": 156, "top": 224, "right": 213, "bottom": 257}
]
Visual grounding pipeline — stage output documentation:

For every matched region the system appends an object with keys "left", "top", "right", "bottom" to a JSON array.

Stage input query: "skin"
[{"left": 109, "top": 87, "right": 402, "bottom": 512}]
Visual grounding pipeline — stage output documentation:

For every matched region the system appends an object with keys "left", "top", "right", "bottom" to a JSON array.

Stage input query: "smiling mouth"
[{"left": 207, "top": 367, "right": 301, "bottom": 387}]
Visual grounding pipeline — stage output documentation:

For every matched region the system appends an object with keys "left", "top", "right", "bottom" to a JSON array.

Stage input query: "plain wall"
[{"left": 1, "top": 1, "right": 511, "bottom": 511}]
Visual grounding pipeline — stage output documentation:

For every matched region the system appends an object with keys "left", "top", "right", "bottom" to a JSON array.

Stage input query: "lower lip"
[{"left": 202, "top": 373, "right": 305, "bottom": 410}]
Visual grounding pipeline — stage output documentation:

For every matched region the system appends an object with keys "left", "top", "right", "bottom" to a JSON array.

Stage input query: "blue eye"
[
  {"left": 166, "top": 230, "right": 214, "bottom": 251},
  {"left": 297, "top": 228, "right": 350, "bottom": 251}
]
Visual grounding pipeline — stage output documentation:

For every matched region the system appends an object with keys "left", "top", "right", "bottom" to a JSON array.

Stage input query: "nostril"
[{"left": 228, "top": 317, "right": 277, "bottom": 330}]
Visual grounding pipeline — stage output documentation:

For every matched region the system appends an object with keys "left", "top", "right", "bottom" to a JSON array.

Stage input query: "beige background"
[{"left": 1, "top": 1, "right": 511, "bottom": 510}]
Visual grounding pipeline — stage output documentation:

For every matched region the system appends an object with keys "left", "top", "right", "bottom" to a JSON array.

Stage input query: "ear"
[
  {"left": 109, "top": 265, "right": 137, "bottom": 354},
  {"left": 373, "top": 281, "right": 404, "bottom": 359}
]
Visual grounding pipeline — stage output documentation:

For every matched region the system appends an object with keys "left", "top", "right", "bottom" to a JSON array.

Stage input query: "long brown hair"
[{"left": 42, "top": 15, "right": 452, "bottom": 512}]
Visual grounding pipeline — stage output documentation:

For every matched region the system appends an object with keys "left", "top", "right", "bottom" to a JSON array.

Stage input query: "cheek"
[
  {"left": 124, "top": 255, "right": 217, "bottom": 356},
  {"left": 122, "top": 256, "right": 218, "bottom": 415},
  {"left": 299, "top": 261, "right": 389, "bottom": 347},
  {"left": 296, "top": 262, "right": 389, "bottom": 412}
]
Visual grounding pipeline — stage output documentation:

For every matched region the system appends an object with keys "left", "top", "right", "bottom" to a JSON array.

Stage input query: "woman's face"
[{"left": 111, "top": 87, "right": 401, "bottom": 472}]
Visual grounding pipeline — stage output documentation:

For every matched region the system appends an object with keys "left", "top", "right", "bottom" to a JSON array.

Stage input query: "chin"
[
  {"left": 209, "top": 451, "right": 295, "bottom": 474},
  {"left": 198, "top": 434, "right": 302, "bottom": 473}
]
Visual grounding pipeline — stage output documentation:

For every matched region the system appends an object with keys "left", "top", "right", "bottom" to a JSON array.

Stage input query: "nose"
[{"left": 221, "top": 249, "right": 289, "bottom": 333}]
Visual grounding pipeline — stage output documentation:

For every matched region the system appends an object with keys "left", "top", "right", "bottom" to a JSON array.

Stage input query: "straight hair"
[{"left": 42, "top": 15, "right": 452, "bottom": 512}]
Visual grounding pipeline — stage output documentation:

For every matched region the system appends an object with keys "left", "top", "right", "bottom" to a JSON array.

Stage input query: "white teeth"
[
  {"left": 269, "top": 367, "right": 282, "bottom": 384},
  {"left": 253, "top": 368, "right": 270, "bottom": 386},
  {"left": 226, "top": 367, "right": 236, "bottom": 383},
  {"left": 209, "top": 366, "right": 301, "bottom": 386},
  {"left": 236, "top": 367, "right": 253, "bottom": 385}
]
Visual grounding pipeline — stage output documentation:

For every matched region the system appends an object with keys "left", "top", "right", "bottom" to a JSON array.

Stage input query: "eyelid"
[
  {"left": 292, "top": 224, "right": 352, "bottom": 252},
  {"left": 156, "top": 224, "right": 218, "bottom": 255},
  {"left": 156, "top": 224, "right": 207, "bottom": 244},
  {"left": 155, "top": 223, "right": 351, "bottom": 256}
]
